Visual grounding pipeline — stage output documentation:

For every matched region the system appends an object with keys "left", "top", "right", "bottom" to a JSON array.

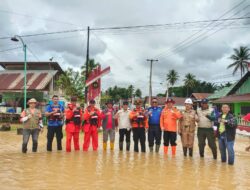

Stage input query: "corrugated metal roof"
[
  {"left": 208, "top": 84, "right": 236, "bottom": 100},
  {"left": 191, "top": 93, "right": 212, "bottom": 100},
  {"left": 213, "top": 93, "right": 250, "bottom": 103},
  {"left": 0, "top": 70, "right": 57, "bottom": 91}
]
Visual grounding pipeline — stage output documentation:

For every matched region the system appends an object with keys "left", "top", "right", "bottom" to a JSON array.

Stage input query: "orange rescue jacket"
[
  {"left": 160, "top": 107, "right": 182, "bottom": 132},
  {"left": 129, "top": 108, "right": 148, "bottom": 128}
]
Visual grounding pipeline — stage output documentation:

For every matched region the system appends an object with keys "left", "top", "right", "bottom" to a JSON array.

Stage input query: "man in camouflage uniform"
[{"left": 179, "top": 98, "right": 198, "bottom": 157}]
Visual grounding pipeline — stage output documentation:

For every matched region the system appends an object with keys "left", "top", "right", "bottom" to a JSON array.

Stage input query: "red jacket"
[
  {"left": 83, "top": 106, "right": 102, "bottom": 127},
  {"left": 65, "top": 103, "right": 82, "bottom": 132}
]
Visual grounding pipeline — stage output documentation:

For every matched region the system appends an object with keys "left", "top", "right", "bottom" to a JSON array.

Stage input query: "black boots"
[
  {"left": 119, "top": 142, "right": 131, "bottom": 151},
  {"left": 155, "top": 145, "right": 160, "bottom": 153},
  {"left": 183, "top": 147, "right": 187, "bottom": 156},
  {"left": 119, "top": 142, "right": 123, "bottom": 151},
  {"left": 183, "top": 147, "right": 193, "bottom": 157},
  {"left": 189, "top": 148, "right": 193, "bottom": 157},
  {"left": 149, "top": 146, "right": 153, "bottom": 152}
]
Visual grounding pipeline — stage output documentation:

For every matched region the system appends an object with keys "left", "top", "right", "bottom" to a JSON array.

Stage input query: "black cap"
[
  {"left": 201, "top": 98, "right": 209, "bottom": 103},
  {"left": 71, "top": 96, "right": 77, "bottom": 102},
  {"left": 123, "top": 101, "right": 129, "bottom": 105},
  {"left": 89, "top": 99, "right": 96, "bottom": 104},
  {"left": 106, "top": 101, "right": 113, "bottom": 105}
]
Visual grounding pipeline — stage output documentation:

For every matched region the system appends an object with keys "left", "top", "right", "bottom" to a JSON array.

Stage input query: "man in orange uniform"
[
  {"left": 65, "top": 96, "right": 82, "bottom": 152},
  {"left": 83, "top": 99, "right": 102, "bottom": 151},
  {"left": 129, "top": 99, "right": 148, "bottom": 152},
  {"left": 160, "top": 98, "right": 182, "bottom": 155}
]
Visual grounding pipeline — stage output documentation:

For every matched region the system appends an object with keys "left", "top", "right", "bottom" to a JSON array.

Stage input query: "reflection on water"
[{"left": 0, "top": 130, "right": 249, "bottom": 190}]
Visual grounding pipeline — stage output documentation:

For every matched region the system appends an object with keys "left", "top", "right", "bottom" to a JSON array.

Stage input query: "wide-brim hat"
[
  {"left": 134, "top": 99, "right": 142, "bottom": 105},
  {"left": 28, "top": 98, "right": 37, "bottom": 104},
  {"left": 165, "top": 98, "right": 175, "bottom": 104}
]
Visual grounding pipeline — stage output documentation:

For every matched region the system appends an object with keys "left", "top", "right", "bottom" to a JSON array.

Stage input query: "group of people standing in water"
[{"left": 20, "top": 95, "right": 237, "bottom": 165}]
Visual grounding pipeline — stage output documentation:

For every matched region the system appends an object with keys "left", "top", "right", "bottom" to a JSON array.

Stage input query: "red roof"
[
  {"left": 0, "top": 70, "right": 57, "bottom": 91},
  {"left": 213, "top": 93, "right": 250, "bottom": 103},
  {"left": 191, "top": 93, "right": 212, "bottom": 100}
]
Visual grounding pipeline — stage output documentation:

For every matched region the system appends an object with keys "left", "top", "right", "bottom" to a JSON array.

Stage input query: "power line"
[
  {"left": 0, "top": 9, "right": 79, "bottom": 26},
  {"left": 162, "top": 11, "right": 250, "bottom": 59},
  {"left": 154, "top": 0, "right": 249, "bottom": 59},
  {"left": 0, "top": 16, "right": 250, "bottom": 41},
  {"left": 27, "top": 46, "right": 40, "bottom": 62},
  {"left": 0, "top": 28, "right": 85, "bottom": 40},
  {"left": 92, "top": 16, "right": 250, "bottom": 31},
  {"left": 0, "top": 46, "right": 22, "bottom": 53}
]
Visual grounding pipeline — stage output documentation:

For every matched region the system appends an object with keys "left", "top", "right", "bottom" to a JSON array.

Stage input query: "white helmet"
[{"left": 185, "top": 98, "right": 193, "bottom": 104}]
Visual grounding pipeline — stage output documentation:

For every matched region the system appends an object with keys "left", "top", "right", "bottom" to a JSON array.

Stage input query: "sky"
[{"left": 0, "top": 0, "right": 250, "bottom": 96}]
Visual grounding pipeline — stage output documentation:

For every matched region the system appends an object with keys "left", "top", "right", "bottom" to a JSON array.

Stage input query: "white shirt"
[{"left": 116, "top": 109, "right": 131, "bottom": 129}]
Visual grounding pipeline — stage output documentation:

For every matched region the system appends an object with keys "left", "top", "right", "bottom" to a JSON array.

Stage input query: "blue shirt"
[
  {"left": 148, "top": 106, "right": 162, "bottom": 125},
  {"left": 46, "top": 104, "right": 64, "bottom": 127}
]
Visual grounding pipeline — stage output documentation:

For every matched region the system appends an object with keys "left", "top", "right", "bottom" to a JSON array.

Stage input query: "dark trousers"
[
  {"left": 119, "top": 129, "right": 131, "bottom": 143},
  {"left": 22, "top": 128, "right": 40, "bottom": 153},
  {"left": 163, "top": 131, "right": 177, "bottom": 146},
  {"left": 132, "top": 127, "right": 146, "bottom": 152},
  {"left": 119, "top": 128, "right": 131, "bottom": 151},
  {"left": 47, "top": 126, "right": 63, "bottom": 151},
  {"left": 197, "top": 128, "right": 217, "bottom": 158},
  {"left": 148, "top": 124, "right": 162, "bottom": 147}
]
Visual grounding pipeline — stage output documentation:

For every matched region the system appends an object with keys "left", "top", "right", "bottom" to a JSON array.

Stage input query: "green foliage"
[
  {"left": 56, "top": 68, "right": 85, "bottom": 100},
  {"left": 183, "top": 73, "right": 196, "bottom": 96},
  {"left": 105, "top": 85, "right": 142, "bottom": 102},
  {"left": 56, "top": 59, "right": 99, "bottom": 101},
  {"left": 166, "top": 69, "right": 179, "bottom": 86},
  {"left": 228, "top": 46, "right": 250, "bottom": 77},
  {"left": 135, "top": 88, "right": 142, "bottom": 98}
]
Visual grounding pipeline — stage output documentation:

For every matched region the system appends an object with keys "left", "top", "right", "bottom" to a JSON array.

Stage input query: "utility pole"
[
  {"left": 147, "top": 59, "right": 158, "bottom": 105},
  {"left": 85, "top": 26, "right": 90, "bottom": 104}
]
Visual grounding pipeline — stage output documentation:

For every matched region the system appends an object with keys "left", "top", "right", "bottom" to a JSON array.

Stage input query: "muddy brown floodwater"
[{"left": 0, "top": 129, "right": 249, "bottom": 190}]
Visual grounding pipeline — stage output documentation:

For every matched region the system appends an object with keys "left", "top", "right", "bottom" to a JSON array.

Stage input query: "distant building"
[
  {"left": 208, "top": 70, "right": 250, "bottom": 116},
  {"left": 190, "top": 93, "right": 212, "bottom": 102},
  {"left": 0, "top": 62, "right": 64, "bottom": 109}
]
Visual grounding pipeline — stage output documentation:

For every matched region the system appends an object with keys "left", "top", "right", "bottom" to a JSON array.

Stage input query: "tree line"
[{"left": 55, "top": 46, "right": 250, "bottom": 101}]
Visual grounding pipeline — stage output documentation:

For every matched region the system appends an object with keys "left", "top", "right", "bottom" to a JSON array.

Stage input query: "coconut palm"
[
  {"left": 166, "top": 69, "right": 179, "bottom": 96},
  {"left": 183, "top": 73, "right": 196, "bottom": 97},
  {"left": 81, "top": 59, "right": 100, "bottom": 76},
  {"left": 135, "top": 88, "right": 142, "bottom": 98},
  {"left": 228, "top": 46, "right": 250, "bottom": 77}
]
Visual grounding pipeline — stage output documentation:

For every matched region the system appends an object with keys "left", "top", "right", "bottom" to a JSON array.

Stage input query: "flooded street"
[{"left": 0, "top": 130, "right": 249, "bottom": 190}]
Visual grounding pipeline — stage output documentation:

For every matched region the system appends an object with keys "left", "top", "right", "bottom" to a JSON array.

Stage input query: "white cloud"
[{"left": 0, "top": 0, "right": 249, "bottom": 96}]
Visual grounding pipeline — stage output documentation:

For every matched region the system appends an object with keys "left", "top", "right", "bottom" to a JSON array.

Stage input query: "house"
[
  {"left": 208, "top": 71, "right": 250, "bottom": 116},
  {"left": 190, "top": 93, "right": 212, "bottom": 102},
  {"left": 0, "top": 62, "right": 64, "bottom": 110}
]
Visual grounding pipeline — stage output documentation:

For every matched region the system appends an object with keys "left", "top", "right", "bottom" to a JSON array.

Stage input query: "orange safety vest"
[
  {"left": 129, "top": 108, "right": 148, "bottom": 128},
  {"left": 160, "top": 107, "right": 182, "bottom": 132}
]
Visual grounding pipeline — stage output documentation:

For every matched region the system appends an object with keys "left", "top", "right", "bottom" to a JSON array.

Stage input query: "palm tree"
[
  {"left": 56, "top": 68, "right": 85, "bottom": 100},
  {"left": 127, "top": 85, "right": 135, "bottom": 98},
  {"left": 166, "top": 69, "right": 179, "bottom": 96},
  {"left": 135, "top": 88, "right": 142, "bottom": 98},
  {"left": 227, "top": 46, "right": 250, "bottom": 77},
  {"left": 81, "top": 59, "right": 100, "bottom": 76},
  {"left": 184, "top": 73, "right": 196, "bottom": 97}
]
